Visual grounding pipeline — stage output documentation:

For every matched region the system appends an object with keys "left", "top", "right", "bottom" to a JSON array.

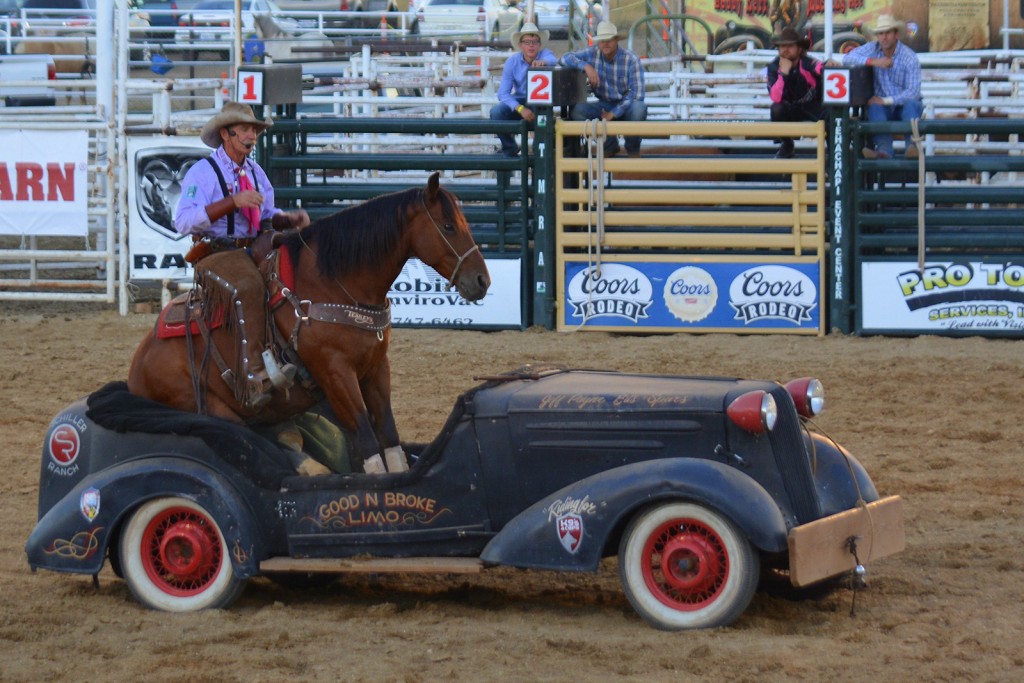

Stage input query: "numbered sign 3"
[
  {"left": 527, "top": 70, "right": 553, "bottom": 106},
  {"left": 823, "top": 69, "right": 850, "bottom": 105},
  {"left": 237, "top": 70, "right": 265, "bottom": 105}
]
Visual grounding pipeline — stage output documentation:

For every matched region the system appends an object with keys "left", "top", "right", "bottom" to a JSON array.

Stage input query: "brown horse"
[{"left": 127, "top": 172, "right": 490, "bottom": 473}]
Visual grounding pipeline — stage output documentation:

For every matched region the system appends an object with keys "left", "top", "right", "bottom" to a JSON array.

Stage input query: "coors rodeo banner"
[{"left": 679, "top": 0, "right": 1014, "bottom": 52}]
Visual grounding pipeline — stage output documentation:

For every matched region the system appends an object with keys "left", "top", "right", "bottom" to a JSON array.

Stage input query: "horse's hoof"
[
  {"left": 384, "top": 445, "right": 409, "bottom": 473},
  {"left": 362, "top": 454, "right": 386, "bottom": 474},
  {"left": 296, "top": 456, "right": 331, "bottom": 477}
]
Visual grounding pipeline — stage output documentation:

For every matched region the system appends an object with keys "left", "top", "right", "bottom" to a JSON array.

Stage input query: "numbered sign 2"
[
  {"left": 237, "top": 70, "right": 265, "bottom": 105},
  {"left": 527, "top": 70, "right": 553, "bottom": 106},
  {"left": 823, "top": 69, "right": 850, "bottom": 105}
]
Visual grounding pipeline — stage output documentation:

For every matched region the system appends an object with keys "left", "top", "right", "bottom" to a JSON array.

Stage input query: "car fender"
[
  {"left": 26, "top": 456, "right": 263, "bottom": 578},
  {"left": 480, "top": 458, "right": 788, "bottom": 572},
  {"left": 808, "top": 432, "right": 881, "bottom": 516}
]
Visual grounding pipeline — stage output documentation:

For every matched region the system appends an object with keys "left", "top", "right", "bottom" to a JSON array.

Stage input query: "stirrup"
[
  {"left": 261, "top": 349, "right": 297, "bottom": 390},
  {"left": 245, "top": 391, "right": 272, "bottom": 411}
]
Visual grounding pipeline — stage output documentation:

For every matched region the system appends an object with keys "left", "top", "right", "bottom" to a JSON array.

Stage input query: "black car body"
[{"left": 26, "top": 365, "right": 904, "bottom": 629}]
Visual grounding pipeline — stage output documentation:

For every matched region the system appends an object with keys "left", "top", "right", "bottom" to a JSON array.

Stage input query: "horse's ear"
[{"left": 427, "top": 172, "right": 440, "bottom": 202}]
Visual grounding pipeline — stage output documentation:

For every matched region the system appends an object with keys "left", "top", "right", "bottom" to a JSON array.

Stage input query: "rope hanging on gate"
[
  {"left": 583, "top": 118, "right": 608, "bottom": 271},
  {"left": 912, "top": 118, "right": 926, "bottom": 270},
  {"left": 577, "top": 119, "right": 609, "bottom": 330}
]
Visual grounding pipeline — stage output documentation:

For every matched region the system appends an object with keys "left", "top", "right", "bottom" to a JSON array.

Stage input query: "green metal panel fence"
[{"left": 256, "top": 115, "right": 540, "bottom": 327}]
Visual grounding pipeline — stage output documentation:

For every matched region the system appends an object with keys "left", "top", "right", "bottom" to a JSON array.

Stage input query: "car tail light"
[
  {"left": 477, "top": 7, "right": 485, "bottom": 22},
  {"left": 785, "top": 378, "right": 824, "bottom": 418},
  {"left": 727, "top": 390, "right": 777, "bottom": 434},
  {"left": 339, "top": 0, "right": 349, "bottom": 10},
  {"left": 47, "top": 62, "right": 57, "bottom": 81}
]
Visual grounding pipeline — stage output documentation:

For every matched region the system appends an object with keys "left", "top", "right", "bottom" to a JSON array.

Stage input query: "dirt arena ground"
[{"left": 1, "top": 302, "right": 1022, "bottom": 683}]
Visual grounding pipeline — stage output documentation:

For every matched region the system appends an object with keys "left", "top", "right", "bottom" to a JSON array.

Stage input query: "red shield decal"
[{"left": 557, "top": 513, "right": 583, "bottom": 554}]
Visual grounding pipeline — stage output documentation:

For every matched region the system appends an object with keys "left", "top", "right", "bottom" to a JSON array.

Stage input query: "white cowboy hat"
[
  {"left": 593, "top": 20, "right": 626, "bottom": 42},
  {"left": 869, "top": 14, "right": 905, "bottom": 36},
  {"left": 200, "top": 101, "right": 274, "bottom": 148},
  {"left": 512, "top": 21, "right": 548, "bottom": 46}
]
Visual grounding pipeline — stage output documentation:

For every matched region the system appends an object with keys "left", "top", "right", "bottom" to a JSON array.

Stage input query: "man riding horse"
[{"left": 175, "top": 102, "right": 311, "bottom": 411}]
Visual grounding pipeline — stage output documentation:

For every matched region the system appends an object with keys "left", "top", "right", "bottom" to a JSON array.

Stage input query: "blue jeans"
[
  {"left": 866, "top": 100, "right": 924, "bottom": 157},
  {"left": 570, "top": 100, "right": 648, "bottom": 154},
  {"left": 490, "top": 100, "right": 525, "bottom": 153}
]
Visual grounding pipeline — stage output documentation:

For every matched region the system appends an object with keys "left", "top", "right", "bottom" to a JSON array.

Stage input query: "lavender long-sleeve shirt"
[{"left": 175, "top": 146, "right": 280, "bottom": 238}]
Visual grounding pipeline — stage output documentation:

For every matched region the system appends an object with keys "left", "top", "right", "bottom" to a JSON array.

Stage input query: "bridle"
[{"left": 421, "top": 192, "right": 479, "bottom": 291}]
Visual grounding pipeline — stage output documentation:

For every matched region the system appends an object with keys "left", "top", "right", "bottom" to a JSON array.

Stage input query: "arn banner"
[{"left": 0, "top": 129, "right": 89, "bottom": 237}]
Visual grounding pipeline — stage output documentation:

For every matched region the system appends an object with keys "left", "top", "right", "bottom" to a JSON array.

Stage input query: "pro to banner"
[
  {"left": 861, "top": 260, "right": 1024, "bottom": 335},
  {"left": 0, "top": 129, "right": 89, "bottom": 236},
  {"left": 561, "top": 260, "right": 821, "bottom": 333}
]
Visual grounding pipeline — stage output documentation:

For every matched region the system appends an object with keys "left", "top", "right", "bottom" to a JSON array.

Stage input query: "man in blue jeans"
[
  {"left": 490, "top": 22, "right": 558, "bottom": 157},
  {"left": 842, "top": 14, "right": 923, "bottom": 159},
  {"left": 560, "top": 20, "right": 647, "bottom": 156}
]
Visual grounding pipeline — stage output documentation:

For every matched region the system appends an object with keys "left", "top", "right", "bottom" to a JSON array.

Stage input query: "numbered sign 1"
[
  {"left": 527, "top": 70, "right": 553, "bottom": 106},
  {"left": 823, "top": 69, "right": 850, "bottom": 105},
  {"left": 237, "top": 70, "right": 265, "bottom": 105}
]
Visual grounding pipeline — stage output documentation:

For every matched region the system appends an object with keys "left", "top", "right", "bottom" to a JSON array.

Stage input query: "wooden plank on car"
[
  {"left": 787, "top": 495, "right": 905, "bottom": 587},
  {"left": 260, "top": 556, "right": 484, "bottom": 575}
]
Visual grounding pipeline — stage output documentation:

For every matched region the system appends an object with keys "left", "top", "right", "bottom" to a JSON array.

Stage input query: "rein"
[
  {"left": 267, "top": 248, "right": 391, "bottom": 346},
  {"left": 422, "top": 193, "right": 480, "bottom": 290}
]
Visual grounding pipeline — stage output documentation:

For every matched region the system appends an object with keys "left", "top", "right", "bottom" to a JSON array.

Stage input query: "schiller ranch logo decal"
[
  {"left": 567, "top": 264, "right": 652, "bottom": 323},
  {"left": 729, "top": 265, "right": 816, "bottom": 325},
  {"left": 48, "top": 421, "right": 82, "bottom": 477}
]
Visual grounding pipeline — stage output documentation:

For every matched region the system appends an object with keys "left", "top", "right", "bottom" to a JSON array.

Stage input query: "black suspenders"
[{"left": 206, "top": 156, "right": 261, "bottom": 237}]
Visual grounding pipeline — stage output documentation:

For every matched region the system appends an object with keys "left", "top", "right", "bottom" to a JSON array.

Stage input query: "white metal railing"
[{"left": 4, "top": 5, "right": 1024, "bottom": 311}]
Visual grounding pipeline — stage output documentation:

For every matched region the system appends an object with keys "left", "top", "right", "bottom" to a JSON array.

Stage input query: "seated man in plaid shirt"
[{"left": 842, "top": 14, "right": 923, "bottom": 159}]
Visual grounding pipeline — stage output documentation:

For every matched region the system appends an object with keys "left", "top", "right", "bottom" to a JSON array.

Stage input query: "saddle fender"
[
  {"left": 26, "top": 456, "right": 263, "bottom": 579},
  {"left": 480, "top": 458, "right": 788, "bottom": 572}
]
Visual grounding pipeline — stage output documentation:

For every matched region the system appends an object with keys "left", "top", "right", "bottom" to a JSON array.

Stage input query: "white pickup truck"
[{"left": 0, "top": 53, "right": 57, "bottom": 106}]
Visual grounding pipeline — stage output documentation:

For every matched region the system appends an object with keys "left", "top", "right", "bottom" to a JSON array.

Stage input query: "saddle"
[
  {"left": 156, "top": 235, "right": 309, "bottom": 411},
  {"left": 156, "top": 294, "right": 223, "bottom": 339}
]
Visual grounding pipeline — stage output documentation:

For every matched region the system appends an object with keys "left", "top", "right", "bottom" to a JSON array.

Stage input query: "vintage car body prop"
[{"left": 27, "top": 366, "right": 904, "bottom": 630}]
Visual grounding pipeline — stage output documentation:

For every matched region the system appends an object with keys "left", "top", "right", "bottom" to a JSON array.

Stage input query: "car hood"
[{"left": 469, "top": 367, "right": 768, "bottom": 419}]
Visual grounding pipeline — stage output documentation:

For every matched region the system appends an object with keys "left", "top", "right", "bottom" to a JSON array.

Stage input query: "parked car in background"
[
  {"left": 276, "top": 0, "right": 400, "bottom": 30},
  {"left": 530, "top": 0, "right": 566, "bottom": 38},
  {"left": 524, "top": 0, "right": 599, "bottom": 42},
  {"left": 0, "top": 52, "right": 56, "bottom": 104},
  {"left": 0, "top": 0, "right": 25, "bottom": 42},
  {"left": 20, "top": 0, "right": 151, "bottom": 35},
  {"left": 174, "top": 0, "right": 298, "bottom": 49},
  {"left": 138, "top": 0, "right": 180, "bottom": 39},
  {"left": 410, "top": 0, "right": 522, "bottom": 43}
]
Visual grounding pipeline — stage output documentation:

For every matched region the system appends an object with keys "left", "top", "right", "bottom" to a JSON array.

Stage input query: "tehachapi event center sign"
[{"left": 0, "top": 130, "right": 89, "bottom": 236}]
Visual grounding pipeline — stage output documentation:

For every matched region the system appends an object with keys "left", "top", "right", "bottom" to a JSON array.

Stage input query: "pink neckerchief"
[{"left": 236, "top": 163, "right": 261, "bottom": 234}]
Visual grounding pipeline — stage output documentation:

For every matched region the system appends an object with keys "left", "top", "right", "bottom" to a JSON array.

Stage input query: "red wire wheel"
[
  {"left": 141, "top": 504, "right": 224, "bottom": 596},
  {"left": 619, "top": 502, "right": 760, "bottom": 630},
  {"left": 641, "top": 516, "right": 729, "bottom": 610},
  {"left": 120, "top": 497, "right": 246, "bottom": 611}
]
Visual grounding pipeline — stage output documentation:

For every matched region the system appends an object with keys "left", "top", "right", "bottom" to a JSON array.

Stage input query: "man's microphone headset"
[{"left": 226, "top": 128, "right": 254, "bottom": 149}]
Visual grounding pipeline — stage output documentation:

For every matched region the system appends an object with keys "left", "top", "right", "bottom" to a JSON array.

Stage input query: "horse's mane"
[{"left": 280, "top": 185, "right": 460, "bottom": 280}]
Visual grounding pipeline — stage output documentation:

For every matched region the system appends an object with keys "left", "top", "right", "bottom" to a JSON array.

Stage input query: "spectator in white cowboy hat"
[
  {"left": 559, "top": 20, "right": 647, "bottom": 157},
  {"left": 766, "top": 26, "right": 825, "bottom": 158},
  {"left": 842, "top": 14, "right": 923, "bottom": 159},
  {"left": 490, "top": 21, "right": 558, "bottom": 157}
]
